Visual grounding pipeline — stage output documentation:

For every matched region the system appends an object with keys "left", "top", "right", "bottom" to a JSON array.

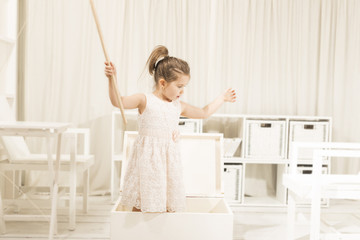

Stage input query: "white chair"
[
  {"left": 0, "top": 96, "right": 94, "bottom": 234},
  {"left": 283, "top": 142, "right": 360, "bottom": 240}
]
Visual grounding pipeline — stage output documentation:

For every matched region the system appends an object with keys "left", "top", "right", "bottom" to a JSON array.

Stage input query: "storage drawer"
[
  {"left": 289, "top": 121, "right": 330, "bottom": 159},
  {"left": 223, "top": 163, "right": 242, "bottom": 203},
  {"left": 245, "top": 120, "right": 286, "bottom": 159}
]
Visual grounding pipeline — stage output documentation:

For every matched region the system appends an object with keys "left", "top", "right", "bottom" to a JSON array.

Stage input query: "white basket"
[
  {"left": 293, "top": 165, "right": 329, "bottom": 205},
  {"left": 245, "top": 120, "right": 286, "bottom": 159},
  {"left": 223, "top": 138, "right": 242, "bottom": 157},
  {"left": 289, "top": 121, "right": 329, "bottom": 159},
  {"left": 223, "top": 164, "right": 242, "bottom": 203},
  {"left": 178, "top": 119, "right": 202, "bottom": 133}
]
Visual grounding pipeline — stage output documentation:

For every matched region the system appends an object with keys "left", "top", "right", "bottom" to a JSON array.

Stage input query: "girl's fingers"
[
  {"left": 224, "top": 88, "right": 236, "bottom": 102},
  {"left": 105, "top": 61, "right": 114, "bottom": 68},
  {"left": 104, "top": 62, "right": 115, "bottom": 79}
]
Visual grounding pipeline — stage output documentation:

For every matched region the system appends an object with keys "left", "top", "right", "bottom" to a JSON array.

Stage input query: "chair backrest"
[{"left": 0, "top": 96, "right": 31, "bottom": 161}]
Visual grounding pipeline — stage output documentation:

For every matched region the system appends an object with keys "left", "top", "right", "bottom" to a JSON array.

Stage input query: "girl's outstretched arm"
[
  {"left": 180, "top": 88, "right": 236, "bottom": 119},
  {"left": 105, "top": 62, "right": 146, "bottom": 112}
]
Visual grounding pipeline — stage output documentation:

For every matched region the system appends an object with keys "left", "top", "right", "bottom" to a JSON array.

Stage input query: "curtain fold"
[{"left": 23, "top": 0, "right": 360, "bottom": 194}]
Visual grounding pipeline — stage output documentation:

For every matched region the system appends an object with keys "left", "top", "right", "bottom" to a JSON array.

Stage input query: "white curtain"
[{"left": 23, "top": 0, "right": 360, "bottom": 194}]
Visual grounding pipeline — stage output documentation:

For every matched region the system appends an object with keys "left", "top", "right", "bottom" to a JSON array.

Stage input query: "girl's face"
[{"left": 160, "top": 75, "right": 190, "bottom": 102}]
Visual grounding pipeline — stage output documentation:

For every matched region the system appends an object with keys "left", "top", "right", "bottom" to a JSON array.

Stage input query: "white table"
[{"left": 0, "top": 121, "right": 70, "bottom": 239}]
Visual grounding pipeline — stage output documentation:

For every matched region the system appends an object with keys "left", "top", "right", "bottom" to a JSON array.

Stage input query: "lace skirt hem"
[{"left": 120, "top": 197, "right": 186, "bottom": 213}]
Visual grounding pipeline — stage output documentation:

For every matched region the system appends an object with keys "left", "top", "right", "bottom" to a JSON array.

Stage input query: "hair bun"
[{"left": 147, "top": 46, "right": 169, "bottom": 76}]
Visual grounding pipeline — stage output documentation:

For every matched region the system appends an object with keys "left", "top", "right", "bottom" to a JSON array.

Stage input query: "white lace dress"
[{"left": 120, "top": 93, "right": 186, "bottom": 212}]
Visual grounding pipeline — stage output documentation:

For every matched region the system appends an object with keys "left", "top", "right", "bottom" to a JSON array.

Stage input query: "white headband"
[{"left": 154, "top": 57, "right": 166, "bottom": 68}]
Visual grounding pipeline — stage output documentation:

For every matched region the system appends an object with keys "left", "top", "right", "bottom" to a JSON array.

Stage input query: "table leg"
[
  {"left": 0, "top": 190, "right": 6, "bottom": 234},
  {"left": 49, "top": 134, "right": 62, "bottom": 239},
  {"left": 310, "top": 187, "right": 321, "bottom": 240},
  {"left": 83, "top": 169, "right": 89, "bottom": 213},
  {"left": 69, "top": 133, "right": 77, "bottom": 230},
  {"left": 287, "top": 191, "right": 296, "bottom": 240}
]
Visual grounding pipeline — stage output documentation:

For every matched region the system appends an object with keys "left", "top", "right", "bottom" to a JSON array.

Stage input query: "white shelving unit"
[
  {"left": 111, "top": 111, "right": 332, "bottom": 206},
  {"left": 202, "top": 114, "right": 332, "bottom": 207}
]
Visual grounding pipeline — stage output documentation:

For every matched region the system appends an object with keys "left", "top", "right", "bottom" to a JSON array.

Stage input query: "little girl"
[{"left": 105, "top": 45, "right": 236, "bottom": 213}]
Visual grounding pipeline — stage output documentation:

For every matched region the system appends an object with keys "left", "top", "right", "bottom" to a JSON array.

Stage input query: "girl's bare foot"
[{"left": 132, "top": 207, "right": 141, "bottom": 212}]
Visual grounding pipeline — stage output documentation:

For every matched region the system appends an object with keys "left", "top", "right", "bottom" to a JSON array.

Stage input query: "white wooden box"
[
  {"left": 245, "top": 120, "right": 286, "bottom": 159},
  {"left": 111, "top": 132, "right": 233, "bottom": 240},
  {"left": 288, "top": 121, "right": 330, "bottom": 160},
  {"left": 291, "top": 165, "right": 329, "bottom": 206}
]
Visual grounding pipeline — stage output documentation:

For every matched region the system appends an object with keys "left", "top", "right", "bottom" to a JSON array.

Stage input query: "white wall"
[
  {"left": 15, "top": 0, "right": 360, "bottom": 192},
  {"left": 0, "top": 0, "right": 18, "bottom": 198}
]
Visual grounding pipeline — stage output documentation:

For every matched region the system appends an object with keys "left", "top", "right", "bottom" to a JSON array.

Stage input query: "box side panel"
[
  {"left": 111, "top": 212, "right": 232, "bottom": 240},
  {"left": 111, "top": 198, "right": 233, "bottom": 240}
]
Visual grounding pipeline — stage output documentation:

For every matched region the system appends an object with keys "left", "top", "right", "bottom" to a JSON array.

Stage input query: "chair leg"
[
  {"left": 0, "top": 191, "right": 6, "bottom": 234},
  {"left": 83, "top": 169, "right": 89, "bottom": 213}
]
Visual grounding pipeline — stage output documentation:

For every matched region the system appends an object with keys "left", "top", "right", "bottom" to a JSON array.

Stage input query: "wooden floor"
[{"left": 1, "top": 196, "right": 360, "bottom": 239}]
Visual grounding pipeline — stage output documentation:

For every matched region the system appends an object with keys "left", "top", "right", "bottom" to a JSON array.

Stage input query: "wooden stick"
[{"left": 89, "top": 0, "right": 127, "bottom": 125}]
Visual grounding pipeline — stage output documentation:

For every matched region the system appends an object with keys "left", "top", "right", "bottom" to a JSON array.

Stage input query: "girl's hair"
[{"left": 146, "top": 45, "right": 190, "bottom": 85}]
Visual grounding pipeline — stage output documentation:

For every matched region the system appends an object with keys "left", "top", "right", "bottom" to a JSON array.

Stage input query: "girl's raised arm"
[
  {"left": 180, "top": 88, "right": 236, "bottom": 119},
  {"left": 105, "top": 61, "right": 146, "bottom": 112}
]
